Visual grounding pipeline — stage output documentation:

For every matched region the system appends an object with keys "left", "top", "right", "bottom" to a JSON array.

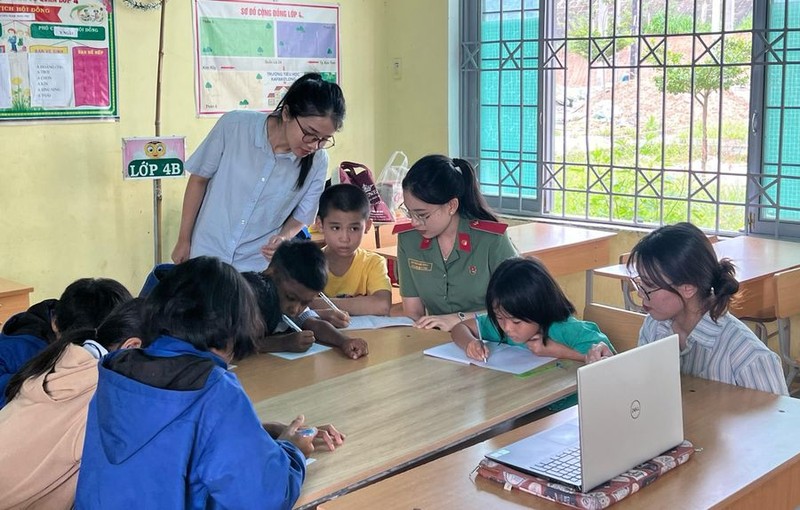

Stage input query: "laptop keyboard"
[{"left": 533, "top": 446, "right": 582, "bottom": 485}]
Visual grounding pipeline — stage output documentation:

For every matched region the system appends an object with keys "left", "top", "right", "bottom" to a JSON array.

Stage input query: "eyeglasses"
[
  {"left": 628, "top": 277, "right": 661, "bottom": 302},
  {"left": 399, "top": 205, "right": 444, "bottom": 225},
  {"left": 294, "top": 117, "right": 335, "bottom": 150}
]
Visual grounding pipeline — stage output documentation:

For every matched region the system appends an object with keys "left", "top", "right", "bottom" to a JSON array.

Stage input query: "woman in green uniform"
[{"left": 393, "top": 155, "right": 518, "bottom": 331}]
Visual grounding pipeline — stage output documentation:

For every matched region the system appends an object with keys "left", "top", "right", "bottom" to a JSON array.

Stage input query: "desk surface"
[
  {"left": 0, "top": 277, "right": 33, "bottom": 299},
  {"left": 375, "top": 222, "right": 616, "bottom": 277},
  {"left": 247, "top": 345, "right": 578, "bottom": 508},
  {"left": 236, "top": 327, "right": 450, "bottom": 401},
  {"left": 319, "top": 376, "right": 800, "bottom": 510}
]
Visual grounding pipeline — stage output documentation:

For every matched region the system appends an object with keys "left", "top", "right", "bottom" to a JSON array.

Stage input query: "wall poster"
[
  {"left": 0, "top": 0, "right": 117, "bottom": 121},
  {"left": 193, "top": 0, "right": 339, "bottom": 116}
]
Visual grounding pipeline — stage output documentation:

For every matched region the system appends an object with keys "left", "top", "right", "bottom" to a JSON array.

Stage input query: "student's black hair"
[
  {"left": 142, "top": 256, "right": 263, "bottom": 360},
  {"left": 5, "top": 297, "right": 144, "bottom": 404},
  {"left": 317, "top": 183, "right": 370, "bottom": 221},
  {"left": 52, "top": 278, "right": 133, "bottom": 341},
  {"left": 268, "top": 239, "right": 328, "bottom": 292},
  {"left": 241, "top": 271, "right": 282, "bottom": 334},
  {"left": 270, "top": 72, "right": 346, "bottom": 190},
  {"left": 626, "top": 222, "right": 738, "bottom": 321},
  {"left": 485, "top": 257, "right": 576, "bottom": 343},
  {"left": 402, "top": 155, "right": 498, "bottom": 222}
]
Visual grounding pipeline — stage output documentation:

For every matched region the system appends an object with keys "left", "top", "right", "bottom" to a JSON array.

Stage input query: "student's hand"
[
  {"left": 279, "top": 415, "right": 316, "bottom": 457},
  {"left": 340, "top": 336, "right": 368, "bottom": 359},
  {"left": 312, "top": 424, "right": 347, "bottom": 451},
  {"left": 414, "top": 313, "right": 461, "bottom": 332},
  {"left": 524, "top": 333, "right": 547, "bottom": 356},
  {"left": 317, "top": 308, "right": 350, "bottom": 328},
  {"left": 465, "top": 339, "right": 490, "bottom": 362},
  {"left": 585, "top": 343, "right": 614, "bottom": 364},
  {"left": 171, "top": 240, "right": 191, "bottom": 264},
  {"left": 283, "top": 331, "right": 316, "bottom": 352},
  {"left": 260, "top": 234, "right": 287, "bottom": 261}
]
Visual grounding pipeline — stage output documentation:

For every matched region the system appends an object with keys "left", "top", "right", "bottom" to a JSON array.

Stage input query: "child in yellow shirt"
[{"left": 312, "top": 184, "right": 392, "bottom": 317}]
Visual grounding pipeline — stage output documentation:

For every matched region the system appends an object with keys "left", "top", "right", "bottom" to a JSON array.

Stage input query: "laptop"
[{"left": 485, "top": 334, "right": 683, "bottom": 492}]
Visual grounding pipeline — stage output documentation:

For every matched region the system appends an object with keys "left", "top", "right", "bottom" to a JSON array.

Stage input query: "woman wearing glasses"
[
  {"left": 393, "top": 155, "right": 518, "bottom": 331},
  {"left": 172, "top": 73, "right": 345, "bottom": 271},
  {"left": 587, "top": 222, "right": 787, "bottom": 396}
]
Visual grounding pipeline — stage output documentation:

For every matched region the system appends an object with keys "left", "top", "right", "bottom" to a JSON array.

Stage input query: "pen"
[
  {"left": 318, "top": 292, "right": 342, "bottom": 313},
  {"left": 297, "top": 427, "right": 318, "bottom": 437},
  {"left": 282, "top": 314, "right": 303, "bottom": 333},
  {"left": 475, "top": 312, "right": 488, "bottom": 363}
]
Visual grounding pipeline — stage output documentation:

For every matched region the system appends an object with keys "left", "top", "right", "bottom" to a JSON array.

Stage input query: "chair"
[
  {"left": 774, "top": 267, "right": 800, "bottom": 392},
  {"left": 583, "top": 303, "right": 646, "bottom": 353}
]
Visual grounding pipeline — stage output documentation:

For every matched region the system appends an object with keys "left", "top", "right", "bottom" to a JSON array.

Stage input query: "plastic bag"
[
  {"left": 338, "top": 161, "right": 395, "bottom": 222},
  {"left": 376, "top": 151, "right": 409, "bottom": 219}
]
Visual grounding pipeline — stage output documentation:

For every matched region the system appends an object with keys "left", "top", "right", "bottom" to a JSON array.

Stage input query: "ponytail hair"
[
  {"left": 270, "top": 72, "right": 346, "bottom": 190},
  {"left": 627, "top": 222, "right": 738, "bottom": 321},
  {"left": 4, "top": 298, "right": 145, "bottom": 404},
  {"left": 402, "top": 155, "right": 498, "bottom": 221}
]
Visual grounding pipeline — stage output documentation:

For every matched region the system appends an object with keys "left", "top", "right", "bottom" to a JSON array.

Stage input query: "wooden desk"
[
  {"left": 246, "top": 346, "right": 578, "bottom": 508},
  {"left": 237, "top": 327, "right": 450, "bottom": 401},
  {"left": 319, "top": 376, "right": 800, "bottom": 510},
  {"left": 589, "top": 236, "right": 800, "bottom": 319},
  {"left": 0, "top": 278, "right": 34, "bottom": 326},
  {"left": 375, "top": 222, "right": 616, "bottom": 277}
]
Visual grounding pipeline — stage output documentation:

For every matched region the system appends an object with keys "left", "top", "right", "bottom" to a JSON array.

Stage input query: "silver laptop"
[{"left": 485, "top": 334, "right": 683, "bottom": 492}]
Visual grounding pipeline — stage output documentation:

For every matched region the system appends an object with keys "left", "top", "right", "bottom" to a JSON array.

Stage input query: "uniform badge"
[
  {"left": 408, "top": 259, "right": 433, "bottom": 272},
  {"left": 469, "top": 265, "right": 477, "bottom": 275}
]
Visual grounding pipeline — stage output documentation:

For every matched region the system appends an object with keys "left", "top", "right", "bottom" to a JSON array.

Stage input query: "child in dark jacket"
[
  {"left": 76, "top": 256, "right": 335, "bottom": 509},
  {"left": 0, "top": 278, "right": 131, "bottom": 407}
]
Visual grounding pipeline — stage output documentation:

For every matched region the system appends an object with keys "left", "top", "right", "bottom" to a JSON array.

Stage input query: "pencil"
[
  {"left": 318, "top": 292, "right": 342, "bottom": 313},
  {"left": 282, "top": 314, "right": 303, "bottom": 333},
  {"left": 475, "top": 312, "right": 488, "bottom": 363}
]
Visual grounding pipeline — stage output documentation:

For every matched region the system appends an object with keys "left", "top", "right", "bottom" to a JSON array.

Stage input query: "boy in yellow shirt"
[{"left": 312, "top": 184, "right": 393, "bottom": 317}]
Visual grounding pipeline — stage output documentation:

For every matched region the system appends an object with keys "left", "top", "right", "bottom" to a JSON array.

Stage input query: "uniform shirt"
[
  {"left": 639, "top": 312, "right": 788, "bottom": 395},
  {"left": 187, "top": 110, "right": 328, "bottom": 272},
  {"left": 476, "top": 314, "right": 614, "bottom": 355},
  {"left": 396, "top": 216, "right": 518, "bottom": 315},
  {"left": 323, "top": 247, "right": 391, "bottom": 298}
]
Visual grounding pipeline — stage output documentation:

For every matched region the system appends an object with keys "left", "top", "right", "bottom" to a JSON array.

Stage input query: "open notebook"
[{"left": 423, "top": 342, "right": 554, "bottom": 375}]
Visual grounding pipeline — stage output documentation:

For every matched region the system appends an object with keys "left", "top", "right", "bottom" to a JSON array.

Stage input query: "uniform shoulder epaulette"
[
  {"left": 468, "top": 219, "right": 508, "bottom": 235},
  {"left": 392, "top": 222, "right": 416, "bottom": 235}
]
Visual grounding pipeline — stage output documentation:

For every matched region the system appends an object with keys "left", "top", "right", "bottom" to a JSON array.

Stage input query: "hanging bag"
[
  {"left": 338, "top": 161, "right": 395, "bottom": 222},
  {"left": 376, "top": 151, "right": 409, "bottom": 219}
]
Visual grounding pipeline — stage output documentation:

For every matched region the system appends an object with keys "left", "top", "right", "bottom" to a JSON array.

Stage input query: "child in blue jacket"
[
  {"left": 0, "top": 278, "right": 131, "bottom": 407},
  {"left": 76, "top": 256, "right": 321, "bottom": 510}
]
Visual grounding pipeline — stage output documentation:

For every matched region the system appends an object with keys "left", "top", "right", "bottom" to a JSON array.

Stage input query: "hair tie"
[
  {"left": 709, "top": 286, "right": 715, "bottom": 296},
  {"left": 449, "top": 159, "right": 462, "bottom": 175}
]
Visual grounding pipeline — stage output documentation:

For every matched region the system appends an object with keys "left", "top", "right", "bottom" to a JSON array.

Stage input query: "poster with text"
[
  {"left": 0, "top": 0, "right": 117, "bottom": 121},
  {"left": 193, "top": 0, "right": 338, "bottom": 116}
]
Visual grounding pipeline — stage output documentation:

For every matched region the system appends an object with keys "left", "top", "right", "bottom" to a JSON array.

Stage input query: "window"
[{"left": 461, "top": 0, "right": 800, "bottom": 237}]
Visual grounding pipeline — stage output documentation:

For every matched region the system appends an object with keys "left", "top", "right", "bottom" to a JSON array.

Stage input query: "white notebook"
[
  {"left": 423, "top": 342, "right": 555, "bottom": 375},
  {"left": 341, "top": 315, "right": 415, "bottom": 331}
]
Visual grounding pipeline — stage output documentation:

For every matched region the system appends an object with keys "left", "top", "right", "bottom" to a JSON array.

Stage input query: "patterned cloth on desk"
[{"left": 476, "top": 440, "right": 695, "bottom": 510}]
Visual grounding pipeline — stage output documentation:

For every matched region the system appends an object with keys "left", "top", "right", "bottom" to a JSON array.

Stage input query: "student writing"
[
  {"left": 0, "top": 277, "right": 131, "bottom": 407},
  {"left": 0, "top": 298, "right": 145, "bottom": 510},
  {"left": 75, "top": 257, "right": 343, "bottom": 509},
  {"left": 587, "top": 222, "right": 788, "bottom": 395},
  {"left": 311, "top": 183, "right": 392, "bottom": 318},
  {"left": 243, "top": 240, "right": 369, "bottom": 359},
  {"left": 451, "top": 257, "right": 614, "bottom": 363}
]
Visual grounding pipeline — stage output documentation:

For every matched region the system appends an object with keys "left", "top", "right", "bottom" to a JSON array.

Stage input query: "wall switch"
[{"left": 392, "top": 58, "right": 402, "bottom": 80}]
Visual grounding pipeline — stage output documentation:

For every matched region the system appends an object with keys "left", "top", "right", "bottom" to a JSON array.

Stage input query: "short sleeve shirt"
[
  {"left": 476, "top": 314, "right": 615, "bottom": 355},
  {"left": 396, "top": 216, "right": 518, "bottom": 315},
  {"left": 639, "top": 312, "right": 788, "bottom": 395},
  {"left": 187, "top": 110, "right": 328, "bottom": 272},
  {"left": 323, "top": 248, "right": 391, "bottom": 298}
]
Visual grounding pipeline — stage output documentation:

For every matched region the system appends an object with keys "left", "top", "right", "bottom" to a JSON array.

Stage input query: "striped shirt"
[{"left": 639, "top": 312, "right": 788, "bottom": 396}]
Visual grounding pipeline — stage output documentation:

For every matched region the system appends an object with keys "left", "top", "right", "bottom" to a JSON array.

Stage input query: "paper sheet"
[
  {"left": 423, "top": 342, "right": 555, "bottom": 375},
  {"left": 341, "top": 315, "right": 415, "bottom": 331},
  {"left": 269, "top": 343, "right": 332, "bottom": 360}
]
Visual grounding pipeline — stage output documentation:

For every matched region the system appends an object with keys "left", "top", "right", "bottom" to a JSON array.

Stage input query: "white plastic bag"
[{"left": 376, "top": 151, "right": 409, "bottom": 220}]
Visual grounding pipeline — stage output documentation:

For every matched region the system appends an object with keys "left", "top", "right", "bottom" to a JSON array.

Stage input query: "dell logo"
[{"left": 630, "top": 400, "right": 641, "bottom": 419}]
